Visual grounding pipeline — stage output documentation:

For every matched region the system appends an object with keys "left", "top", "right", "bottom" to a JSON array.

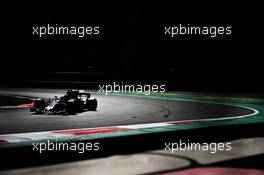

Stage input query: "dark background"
[{"left": 1, "top": 1, "right": 263, "bottom": 91}]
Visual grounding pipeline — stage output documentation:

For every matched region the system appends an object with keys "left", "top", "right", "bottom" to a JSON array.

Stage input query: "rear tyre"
[{"left": 86, "top": 99, "right": 97, "bottom": 111}]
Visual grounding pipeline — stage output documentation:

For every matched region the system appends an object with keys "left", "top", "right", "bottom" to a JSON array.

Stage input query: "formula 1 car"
[{"left": 30, "top": 90, "right": 97, "bottom": 114}]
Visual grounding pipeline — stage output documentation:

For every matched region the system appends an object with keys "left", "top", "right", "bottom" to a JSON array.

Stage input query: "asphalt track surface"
[{"left": 0, "top": 89, "right": 255, "bottom": 134}]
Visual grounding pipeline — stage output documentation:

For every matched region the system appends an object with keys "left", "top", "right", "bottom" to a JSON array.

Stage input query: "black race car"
[{"left": 30, "top": 90, "right": 97, "bottom": 114}]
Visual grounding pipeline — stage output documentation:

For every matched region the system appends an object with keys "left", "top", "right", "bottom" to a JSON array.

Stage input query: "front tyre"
[{"left": 31, "top": 99, "right": 46, "bottom": 114}]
